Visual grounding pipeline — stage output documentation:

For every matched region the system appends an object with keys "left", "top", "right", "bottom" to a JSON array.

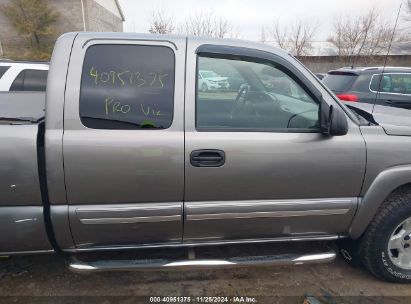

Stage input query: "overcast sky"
[{"left": 119, "top": 0, "right": 405, "bottom": 41}]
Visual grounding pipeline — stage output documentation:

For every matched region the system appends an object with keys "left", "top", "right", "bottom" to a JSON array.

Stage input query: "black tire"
[
  {"left": 359, "top": 187, "right": 411, "bottom": 283},
  {"left": 201, "top": 83, "right": 208, "bottom": 92}
]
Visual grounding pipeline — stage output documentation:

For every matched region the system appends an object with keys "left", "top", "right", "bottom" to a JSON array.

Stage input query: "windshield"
[
  {"left": 201, "top": 71, "right": 220, "bottom": 78},
  {"left": 251, "top": 65, "right": 314, "bottom": 102},
  {"left": 322, "top": 73, "right": 358, "bottom": 93}
]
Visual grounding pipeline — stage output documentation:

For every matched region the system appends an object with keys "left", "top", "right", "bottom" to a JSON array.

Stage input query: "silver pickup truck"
[{"left": 2, "top": 32, "right": 411, "bottom": 283}]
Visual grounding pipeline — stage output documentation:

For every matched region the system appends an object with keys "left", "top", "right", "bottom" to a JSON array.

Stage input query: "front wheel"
[
  {"left": 360, "top": 188, "right": 411, "bottom": 282},
  {"left": 201, "top": 83, "right": 208, "bottom": 92}
]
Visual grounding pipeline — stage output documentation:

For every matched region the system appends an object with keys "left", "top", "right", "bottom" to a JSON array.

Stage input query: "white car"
[
  {"left": 0, "top": 61, "right": 49, "bottom": 92},
  {"left": 198, "top": 70, "right": 230, "bottom": 92}
]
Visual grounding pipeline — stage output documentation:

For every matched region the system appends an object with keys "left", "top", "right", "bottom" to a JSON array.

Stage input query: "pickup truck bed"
[{"left": 0, "top": 92, "right": 52, "bottom": 253}]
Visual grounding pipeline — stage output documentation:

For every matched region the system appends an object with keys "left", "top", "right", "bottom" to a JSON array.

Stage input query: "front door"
[
  {"left": 183, "top": 42, "right": 366, "bottom": 242},
  {"left": 63, "top": 35, "right": 186, "bottom": 249}
]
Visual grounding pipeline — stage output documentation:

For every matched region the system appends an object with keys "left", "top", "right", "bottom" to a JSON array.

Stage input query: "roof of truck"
[{"left": 63, "top": 32, "right": 290, "bottom": 58}]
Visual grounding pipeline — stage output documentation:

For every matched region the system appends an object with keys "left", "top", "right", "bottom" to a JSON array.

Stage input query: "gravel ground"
[{"left": 1, "top": 243, "right": 411, "bottom": 304}]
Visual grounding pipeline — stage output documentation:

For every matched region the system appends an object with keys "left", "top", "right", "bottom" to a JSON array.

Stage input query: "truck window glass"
[
  {"left": 0, "top": 66, "right": 10, "bottom": 79},
  {"left": 370, "top": 74, "right": 382, "bottom": 92},
  {"left": 9, "top": 70, "right": 25, "bottom": 91},
  {"left": 9, "top": 69, "right": 48, "bottom": 92},
  {"left": 196, "top": 56, "right": 320, "bottom": 131},
  {"left": 381, "top": 74, "right": 411, "bottom": 95},
  {"left": 80, "top": 44, "right": 175, "bottom": 129},
  {"left": 322, "top": 73, "right": 358, "bottom": 93},
  {"left": 23, "top": 70, "right": 48, "bottom": 91}
]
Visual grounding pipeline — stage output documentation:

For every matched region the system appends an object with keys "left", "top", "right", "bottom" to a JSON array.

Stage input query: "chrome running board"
[{"left": 68, "top": 251, "right": 336, "bottom": 273}]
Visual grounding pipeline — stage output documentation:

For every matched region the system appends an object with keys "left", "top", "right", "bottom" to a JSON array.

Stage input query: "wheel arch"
[{"left": 349, "top": 165, "right": 411, "bottom": 239}]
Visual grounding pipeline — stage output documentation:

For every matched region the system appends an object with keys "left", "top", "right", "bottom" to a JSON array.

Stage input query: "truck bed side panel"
[
  {"left": 0, "top": 206, "right": 52, "bottom": 253},
  {"left": 0, "top": 124, "right": 52, "bottom": 253},
  {"left": 0, "top": 124, "right": 42, "bottom": 206}
]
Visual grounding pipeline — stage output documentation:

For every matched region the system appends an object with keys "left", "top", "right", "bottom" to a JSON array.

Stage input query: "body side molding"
[
  {"left": 186, "top": 198, "right": 355, "bottom": 221},
  {"left": 74, "top": 203, "right": 182, "bottom": 225}
]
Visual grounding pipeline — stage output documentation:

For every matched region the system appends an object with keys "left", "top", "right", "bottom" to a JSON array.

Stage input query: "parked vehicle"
[
  {"left": 2, "top": 33, "right": 411, "bottom": 283},
  {"left": 322, "top": 67, "right": 411, "bottom": 109},
  {"left": 198, "top": 69, "right": 230, "bottom": 91},
  {"left": 0, "top": 61, "right": 49, "bottom": 92}
]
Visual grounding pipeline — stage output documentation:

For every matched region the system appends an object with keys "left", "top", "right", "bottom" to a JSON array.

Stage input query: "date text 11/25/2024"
[{"left": 149, "top": 296, "right": 258, "bottom": 303}]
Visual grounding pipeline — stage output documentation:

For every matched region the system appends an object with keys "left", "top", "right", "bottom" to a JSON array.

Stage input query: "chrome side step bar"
[{"left": 68, "top": 251, "right": 336, "bottom": 273}]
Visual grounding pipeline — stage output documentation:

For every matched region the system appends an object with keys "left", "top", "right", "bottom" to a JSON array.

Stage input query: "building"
[
  {"left": 299, "top": 41, "right": 411, "bottom": 73},
  {"left": 264, "top": 40, "right": 411, "bottom": 73},
  {"left": 0, "top": 0, "right": 125, "bottom": 58}
]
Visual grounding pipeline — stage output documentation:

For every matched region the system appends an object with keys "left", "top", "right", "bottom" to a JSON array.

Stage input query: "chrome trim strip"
[
  {"left": 0, "top": 249, "right": 54, "bottom": 256},
  {"left": 186, "top": 198, "right": 354, "bottom": 221},
  {"left": 187, "top": 209, "right": 349, "bottom": 221},
  {"left": 79, "top": 214, "right": 181, "bottom": 225},
  {"left": 75, "top": 203, "right": 183, "bottom": 225},
  {"left": 68, "top": 251, "right": 336, "bottom": 273},
  {"left": 187, "top": 198, "right": 353, "bottom": 209},
  {"left": 76, "top": 204, "right": 182, "bottom": 213},
  {"left": 63, "top": 234, "right": 343, "bottom": 253}
]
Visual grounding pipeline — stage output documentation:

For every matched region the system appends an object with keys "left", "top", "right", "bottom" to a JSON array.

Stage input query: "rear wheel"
[
  {"left": 360, "top": 188, "right": 411, "bottom": 282},
  {"left": 201, "top": 83, "right": 208, "bottom": 92}
]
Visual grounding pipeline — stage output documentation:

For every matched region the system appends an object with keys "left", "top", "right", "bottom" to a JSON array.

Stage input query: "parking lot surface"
[{"left": 1, "top": 243, "right": 411, "bottom": 304}]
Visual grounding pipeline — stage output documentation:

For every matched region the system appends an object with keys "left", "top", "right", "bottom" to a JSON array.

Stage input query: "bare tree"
[
  {"left": 148, "top": 9, "right": 175, "bottom": 34},
  {"left": 0, "top": 0, "right": 59, "bottom": 59},
  {"left": 271, "top": 20, "right": 317, "bottom": 57},
  {"left": 184, "top": 11, "right": 234, "bottom": 38},
  {"left": 405, "top": 0, "right": 411, "bottom": 22},
  {"left": 404, "top": 0, "right": 411, "bottom": 41},
  {"left": 328, "top": 8, "right": 403, "bottom": 65}
]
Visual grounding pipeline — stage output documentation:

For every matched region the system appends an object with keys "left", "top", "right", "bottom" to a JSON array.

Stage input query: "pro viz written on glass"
[{"left": 88, "top": 66, "right": 169, "bottom": 119}]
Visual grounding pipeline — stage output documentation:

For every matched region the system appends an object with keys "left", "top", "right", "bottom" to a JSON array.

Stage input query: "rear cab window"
[
  {"left": 323, "top": 72, "right": 358, "bottom": 93},
  {"left": 79, "top": 44, "right": 175, "bottom": 129}
]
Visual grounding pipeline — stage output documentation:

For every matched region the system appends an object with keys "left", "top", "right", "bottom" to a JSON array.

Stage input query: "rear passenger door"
[
  {"left": 63, "top": 35, "right": 185, "bottom": 249},
  {"left": 183, "top": 42, "right": 366, "bottom": 242}
]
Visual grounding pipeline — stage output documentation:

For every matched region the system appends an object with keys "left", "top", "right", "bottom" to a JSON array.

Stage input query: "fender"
[{"left": 349, "top": 165, "right": 411, "bottom": 239}]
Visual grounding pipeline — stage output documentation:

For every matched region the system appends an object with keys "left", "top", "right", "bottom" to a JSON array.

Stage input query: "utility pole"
[
  {"left": 260, "top": 25, "right": 266, "bottom": 43},
  {"left": 80, "top": 0, "right": 87, "bottom": 31}
]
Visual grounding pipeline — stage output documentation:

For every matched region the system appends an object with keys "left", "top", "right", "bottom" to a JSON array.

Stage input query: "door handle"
[{"left": 190, "top": 149, "right": 225, "bottom": 167}]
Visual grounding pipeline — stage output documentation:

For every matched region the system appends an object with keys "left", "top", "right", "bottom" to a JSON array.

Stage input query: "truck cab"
[{"left": 43, "top": 32, "right": 364, "bottom": 250}]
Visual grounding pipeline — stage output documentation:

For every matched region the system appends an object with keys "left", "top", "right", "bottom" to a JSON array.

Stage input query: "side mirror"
[{"left": 321, "top": 98, "right": 348, "bottom": 136}]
